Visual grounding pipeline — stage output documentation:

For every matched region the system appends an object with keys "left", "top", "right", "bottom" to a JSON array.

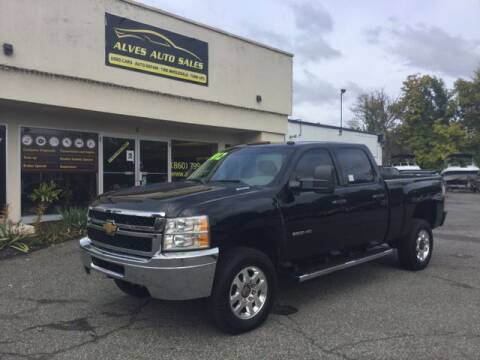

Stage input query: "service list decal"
[
  {"left": 21, "top": 128, "right": 98, "bottom": 173},
  {"left": 105, "top": 13, "right": 209, "bottom": 85}
]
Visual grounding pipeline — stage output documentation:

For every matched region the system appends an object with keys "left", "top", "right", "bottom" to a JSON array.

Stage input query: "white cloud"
[
  {"left": 290, "top": 1, "right": 341, "bottom": 62},
  {"left": 294, "top": 71, "right": 337, "bottom": 105},
  {"left": 290, "top": 2, "right": 333, "bottom": 33},
  {"left": 367, "top": 22, "right": 480, "bottom": 77}
]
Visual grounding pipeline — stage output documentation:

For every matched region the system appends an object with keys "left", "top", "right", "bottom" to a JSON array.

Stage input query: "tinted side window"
[
  {"left": 292, "top": 149, "right": 336, "bottom": 182},
  {"left": 336, "top": 148, "right": 376, "bottom": 184}
]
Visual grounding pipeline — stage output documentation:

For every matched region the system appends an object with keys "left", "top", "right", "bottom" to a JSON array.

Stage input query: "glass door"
[
  {"left": 139, "top": 140, "right": 168, "bottom": 185},
  {"left": 0, "top": 125, "right": 5, "bottom": 210},
  {"left": 103, "top": 136, "right": 136, "bottom": 192}
]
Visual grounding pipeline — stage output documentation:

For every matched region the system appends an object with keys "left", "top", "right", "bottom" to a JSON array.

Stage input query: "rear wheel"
[
  {"left": 114, "top": 279, "right": 150, "bottom": 298},
  {"left": 210, "top": 247, "right": 276, "bottom": 334},
  {"left": 397, "top": 219, "right": 433, "bottom": 271}
]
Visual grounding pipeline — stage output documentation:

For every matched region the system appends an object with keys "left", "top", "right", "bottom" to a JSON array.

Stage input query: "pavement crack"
[
  {"left": 329, "top": 333, "right": 417, "bottom": 352},
  {"left": 23, "top": 317, "right": 96, "bottom": 334},
  {"left": 1, "top": 298, "right": 151, "bottom": 360},
  {"left": 428, "top": 274, "right": 477, "bottom": 290},
  {"left": 19, "top": 297, "right": 89, "bottom": 305},
  {"left": 271, "top": 315, "right": 357, "bottom": 360},
  {"left": 328, "top": 331, "right": 480, "bottom": 352},
  {"left": 0, "top": 297, "right": 90, "bottom": 324}
]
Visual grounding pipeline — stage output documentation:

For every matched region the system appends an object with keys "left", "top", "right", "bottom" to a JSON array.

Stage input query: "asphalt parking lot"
[{"left": 1, "top": 192, "right": 479, "bottom": 360}]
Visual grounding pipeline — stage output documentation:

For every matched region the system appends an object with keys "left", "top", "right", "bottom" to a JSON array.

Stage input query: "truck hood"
[{"left": 91, "top": 181, "right": 256, "bottom": 217}]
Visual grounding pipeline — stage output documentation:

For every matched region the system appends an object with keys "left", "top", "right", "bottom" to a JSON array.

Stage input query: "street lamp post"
[{"left": 340, "top": 88, "right": 346, "bottom": 135}]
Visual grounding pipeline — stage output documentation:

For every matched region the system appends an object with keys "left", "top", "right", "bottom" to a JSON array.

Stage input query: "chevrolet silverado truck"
[{"left": 80, "top": 142, "right": 446, "bottom": 333}]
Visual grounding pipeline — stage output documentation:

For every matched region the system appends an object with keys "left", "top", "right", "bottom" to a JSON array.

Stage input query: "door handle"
[
  {"left": 331, "top": 199, "right": 347, "bottom": 205},
  {"left": 372, "top": 194, "right": 386, "bottom": 200}
]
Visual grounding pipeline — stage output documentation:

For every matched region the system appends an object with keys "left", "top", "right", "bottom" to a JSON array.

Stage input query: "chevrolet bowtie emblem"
[{"left": 103, "top": 220, "right": 118, "bottom": 236}]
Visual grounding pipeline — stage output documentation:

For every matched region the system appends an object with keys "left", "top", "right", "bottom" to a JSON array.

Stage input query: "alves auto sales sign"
[{"left": 105, "top": 13, "right": 208, "bottom": 86}]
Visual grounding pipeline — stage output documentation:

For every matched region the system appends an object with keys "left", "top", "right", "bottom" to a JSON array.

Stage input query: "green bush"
[
  {"left": 0, "top": 222, "right": 30, "bottom": 253},
  {"left": 60, "top": 207, "right": 88, "bottom": 233},
  {"left": 31, "top": 222, "right": 71, "bottom": 247},
  {"left": 0, "top": 205, "right": 88, "bottom": 255},
  {"left": 31, "top": 207, "right": 88, "bottom": 247},
  {"left": 30, "top": 181, "right": 62, "bottom": 225}
]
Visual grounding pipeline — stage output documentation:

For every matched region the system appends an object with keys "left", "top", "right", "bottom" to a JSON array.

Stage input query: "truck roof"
[{"left": 228, "top": 141, "right": 368, "bottom": 150}]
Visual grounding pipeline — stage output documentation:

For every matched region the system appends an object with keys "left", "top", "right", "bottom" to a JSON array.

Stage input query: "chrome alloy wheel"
[
  {"left": 416, "top": 229, "right": 431, "bottom": 262},
  {"left": 229, "top": 266, "right": 268, "bottom": 320}
]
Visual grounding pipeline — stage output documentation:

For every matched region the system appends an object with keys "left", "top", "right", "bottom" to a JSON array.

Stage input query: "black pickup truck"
[{"left": 80, "top": 142, "right": 446, "bottom": 333}]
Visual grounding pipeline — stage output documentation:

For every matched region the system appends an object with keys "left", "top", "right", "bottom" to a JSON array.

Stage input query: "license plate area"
[{"left": 91, "top": 257, "right": 125, "bottom": 276}]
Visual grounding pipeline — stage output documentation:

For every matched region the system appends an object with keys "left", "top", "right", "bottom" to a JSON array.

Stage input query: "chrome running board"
[{"left": 297, "top": 247, "right": 394, "bottom": 282}]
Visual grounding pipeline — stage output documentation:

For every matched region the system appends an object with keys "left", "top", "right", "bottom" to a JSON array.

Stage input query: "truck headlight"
[{"left": 163, "top": 215, "right": 210, "bottom": 251}]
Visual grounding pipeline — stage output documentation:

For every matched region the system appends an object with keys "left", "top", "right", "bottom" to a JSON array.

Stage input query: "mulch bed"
[
  {"left": 0, "top": 221, "right": 83, "bottom": 261},
  {"left": 0, "top": 238, "right": 80, "bottom": 261}
]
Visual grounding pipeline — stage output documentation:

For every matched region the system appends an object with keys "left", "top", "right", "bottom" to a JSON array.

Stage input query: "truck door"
[
  {"left": 280, "top": 148, "right": 346, "bottom": 259},
  {"left": 334, "top": 147, "right": 388, "bottom": 248}
]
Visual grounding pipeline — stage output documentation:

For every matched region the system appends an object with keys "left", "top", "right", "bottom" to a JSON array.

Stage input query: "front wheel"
[
  {"left": 210, "top": 247, "right": 276, "bottom": 334},
  {"left": 397, "top": 219, "right": 433, "bottom": 271}
]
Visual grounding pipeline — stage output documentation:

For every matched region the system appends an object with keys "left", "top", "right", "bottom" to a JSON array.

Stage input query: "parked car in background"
[{"left": 80, "top": 142, "right": 446, "bottom": 333}]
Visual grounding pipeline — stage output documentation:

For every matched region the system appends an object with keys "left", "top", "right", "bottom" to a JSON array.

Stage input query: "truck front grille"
[
  {"left": 88, "top": 209, "right": 157, "bottom": 228},
  {"left": 87, "top": 227, "right": 153, "bottom": 252},
  {"left": 87, "top": 208, "right": 164, "bottom": 256}
]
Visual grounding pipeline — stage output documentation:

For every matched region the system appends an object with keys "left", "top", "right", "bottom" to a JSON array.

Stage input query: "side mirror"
[{"left": 289, "top": 165, "right": 335, "bottom": 193}]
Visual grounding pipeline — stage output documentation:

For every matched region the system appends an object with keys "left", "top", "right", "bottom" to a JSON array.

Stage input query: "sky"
[{"left": 138, "top": 0, "right": 480, "bottom": 127}]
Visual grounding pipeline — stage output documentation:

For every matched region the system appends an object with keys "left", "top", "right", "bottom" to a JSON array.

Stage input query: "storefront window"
[
  {"left": 21, "top": 173, "right": 97, "bottom": 216},
  {"left": 139, "top": 140, "right": 168, "bottom": 185},
  {"left": 20, "top": 127, "right": 98, "bottom": 216},
  {"left": 171, "top": 140, "right": 218, "bottom": 181},
  {"left": 102, "top": 136, "right": 136, "bottom": 192}
]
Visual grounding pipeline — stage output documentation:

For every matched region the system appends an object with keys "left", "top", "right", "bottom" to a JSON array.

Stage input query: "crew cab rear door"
[
  {"left": 333, "top": 146, "right": 388, "bottom": 247},
  {"left": 279, "top": 147, "right": 347, "bottom": 259}
]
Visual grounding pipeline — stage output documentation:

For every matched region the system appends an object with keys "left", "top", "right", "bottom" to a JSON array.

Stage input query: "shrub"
[
  {"left": 31, "top": 222, "right": 70, "bottom": 247},
  {"left": 30, "top": 181, "right": 62, "bottom": 225},
  {"left": 60, "top": 207, "right": 88, "bottom": 234},
  {"left": 0, "top": 222, "right": 30, "bottom": 253}
]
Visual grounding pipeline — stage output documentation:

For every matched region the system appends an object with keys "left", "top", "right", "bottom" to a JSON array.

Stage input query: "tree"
[
  {"left": 350, "top": 71, "right": 478, "bottom": 169},
  {"left": 453, "top": 69, "right": 480, "bottom": 164},
  {"left": 454, "top": 69, "right": 480, "bottom": 130},
  {"left": 420, "top": 122, "right": 469, "bottom": 169},
  {"left": 395, "top": 74, "right": 457, "bottom": 169},
  {"left": 350, "top": 90, "right": 399, "bottom": 164}
]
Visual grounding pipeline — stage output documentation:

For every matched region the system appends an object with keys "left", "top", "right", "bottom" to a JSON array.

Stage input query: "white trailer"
[{"left": 288, "top": 119, "right": 383, "bottom": 165}]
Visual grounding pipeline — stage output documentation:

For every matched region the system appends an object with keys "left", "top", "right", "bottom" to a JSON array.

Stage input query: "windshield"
[
  {"left": 447, "top": 157, "right": 474, "bottom": 167},
  {"left": 392, "top": 159, "right": 417, "bottom": 166},
  {"left": 187, "top": 146, "right": 292, "bottom": 187}
]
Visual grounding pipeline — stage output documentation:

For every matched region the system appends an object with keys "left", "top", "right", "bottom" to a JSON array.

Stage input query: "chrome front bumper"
[{"left": 80, "top": 237, "right": 219, "bottom": 300}]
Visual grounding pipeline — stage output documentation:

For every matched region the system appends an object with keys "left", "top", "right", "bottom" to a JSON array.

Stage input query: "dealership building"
[{"left": 0, "top": 0, "right": 293, "bottom": 222}]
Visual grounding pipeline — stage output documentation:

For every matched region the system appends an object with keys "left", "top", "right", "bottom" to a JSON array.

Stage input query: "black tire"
[
  {"left": 210, "top": 247, "right": 276, "bottom": 334},
  {"left": 114, "top": 279, "right": 150, "bottom": 298},
  {"left": 397, "top": 219, "right": 433, "bottom": 271}
]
